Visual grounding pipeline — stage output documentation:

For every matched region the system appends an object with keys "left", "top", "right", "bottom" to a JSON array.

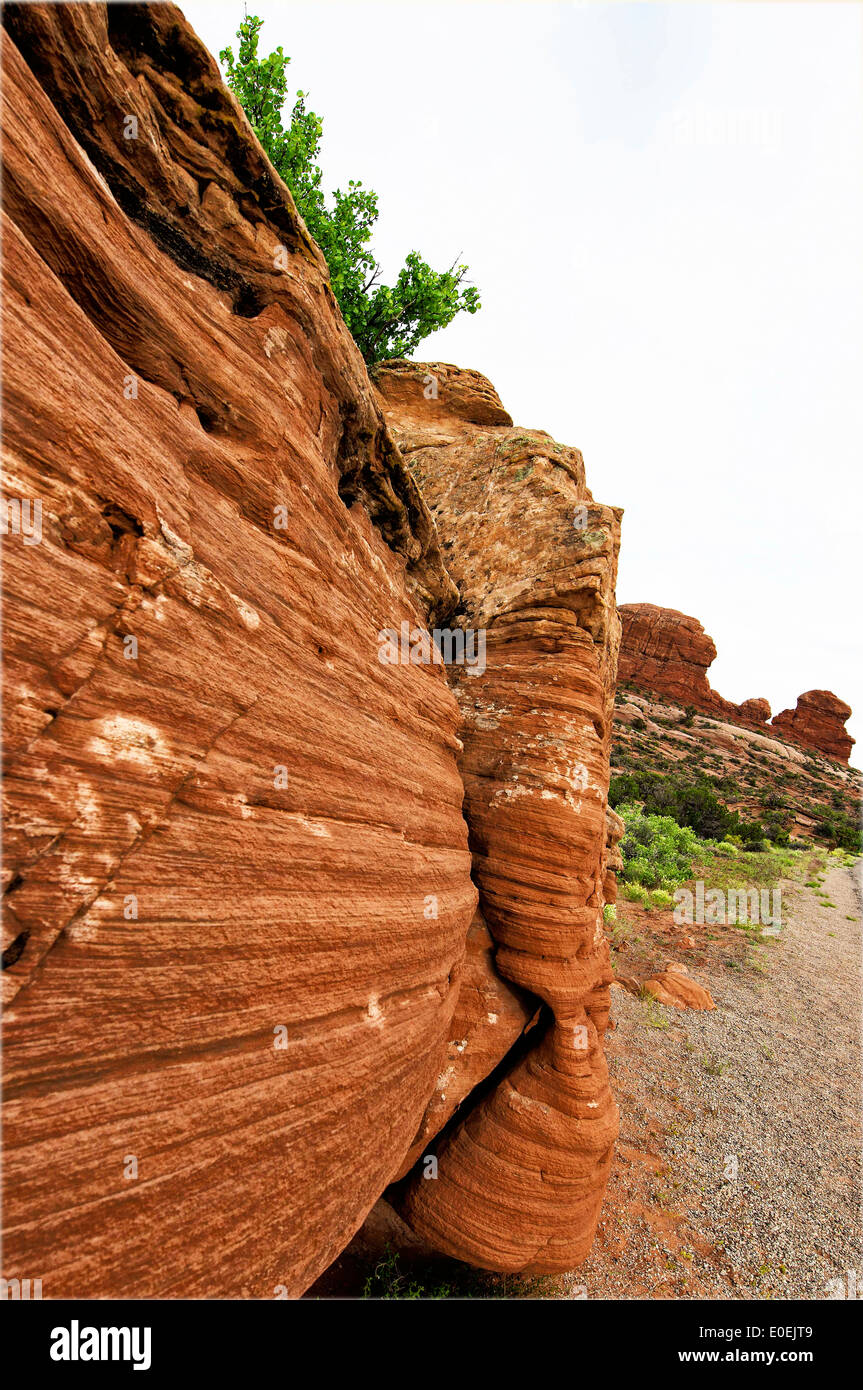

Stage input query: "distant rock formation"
[
  {"left": 736, "top": 697, "right": 772, "bottom": 726},
  {"left": 618, "top": 603, "right": 731, "bottom": 715},
  {"left": 772, "top": 691, "right": 855, "bottom": 766},
  {"left": 618, "top": 603, "right": 853, "bottom": 765}
]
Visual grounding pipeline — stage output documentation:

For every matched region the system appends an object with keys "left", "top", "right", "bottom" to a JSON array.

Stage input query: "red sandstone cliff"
[
  {"left": 618, "top": 603, "right": 732, "bottom": 715},
  {"left": 618, "top": 603, "right": 854, "bottom": 765},
  {"left": 1, "top": 4, "right": 621, "bottom": 1294},
  {"left": 1, "top": 2, "right": 473, "bottom": 1298}
]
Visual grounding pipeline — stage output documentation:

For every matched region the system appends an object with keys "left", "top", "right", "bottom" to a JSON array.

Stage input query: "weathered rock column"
[{"left": 377, "top": 363, "right": 622, "bottom": 1272}]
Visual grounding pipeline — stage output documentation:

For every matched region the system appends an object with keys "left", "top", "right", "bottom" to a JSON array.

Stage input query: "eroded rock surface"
[
  {"left": 392, "top": 908, "right": 535, "bottom": 1182},
  {"left": 1, "top": 2, "right": 476, "bottom": 1298},
  {"left": 737, "top": 697, "right": 772, "bottom": 726},
  {"left": 376, "top": 362, "right": 622, "bottom": 1273}
]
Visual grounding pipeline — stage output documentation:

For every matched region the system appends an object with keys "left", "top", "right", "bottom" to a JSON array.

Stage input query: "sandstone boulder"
[
  {"left": 643, "top": 964, "right": 715, "bottom": 1011},
  {"left": 736, "top": 697, "right": 772, "bottom": 725}
]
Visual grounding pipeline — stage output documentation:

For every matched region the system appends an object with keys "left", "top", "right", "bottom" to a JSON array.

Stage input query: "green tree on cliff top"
[{"left": 220, "top": 14, "right": 480, "bottom": 363}]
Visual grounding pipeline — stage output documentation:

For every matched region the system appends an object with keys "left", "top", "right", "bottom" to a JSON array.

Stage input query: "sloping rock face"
[
  {"left": 376, "top": 363, "right": 622, "bottom": 1273},
  {"left": 1, "top": 2, "right": 477, "bottom": 1298},
  {"left": 772, "top": 691, "right": 855, "bottom": 766},
  {"left": 619, "top": 603, "right": 854, "bottom": 763}
]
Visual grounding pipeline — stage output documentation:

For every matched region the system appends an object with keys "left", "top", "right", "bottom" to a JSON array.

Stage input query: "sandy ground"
[{"left": 571, "top": 861, "right": 862, "bottom": 1300}]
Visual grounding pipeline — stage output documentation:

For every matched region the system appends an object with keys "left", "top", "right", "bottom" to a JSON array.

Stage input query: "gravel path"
[{"left": 576, "top": 861, "right": 862, "bottom": 1300}]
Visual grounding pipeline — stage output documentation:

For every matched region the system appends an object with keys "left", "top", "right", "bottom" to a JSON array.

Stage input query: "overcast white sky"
[{"left": 183, "top": 1, "right": 863, "bottom": 766}]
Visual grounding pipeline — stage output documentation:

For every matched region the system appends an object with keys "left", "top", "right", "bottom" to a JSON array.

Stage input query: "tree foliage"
[
  {"left": 609, "top": 770, "right": 768, "bottom": 846},
  {"left": 220, "top": 15, "right": 480, "bottom": 362}
]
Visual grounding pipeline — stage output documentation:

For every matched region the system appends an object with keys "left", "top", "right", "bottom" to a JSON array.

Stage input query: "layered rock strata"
[
  {"left": 376, "top": 362, "right": 623, "bottom": 1273},
  {"left": 618, "top": 602, "right": 740, "bottom": 719},
  {"left": 1, "top": 3, "right": 476, "bottom": 1298},
  {"left": 2, "top": 2, "right": 626, "bottom": 1296}
]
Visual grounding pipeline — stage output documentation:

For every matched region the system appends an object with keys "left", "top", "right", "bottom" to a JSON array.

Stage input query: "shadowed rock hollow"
[{"left": 1, "top": 3, "right": 622, "bottom": 1294}]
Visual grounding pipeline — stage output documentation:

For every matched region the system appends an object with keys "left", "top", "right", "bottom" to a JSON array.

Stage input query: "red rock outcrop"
[
  {"left": 618, "top": 603, "right": 735, "bottom": 717},
  {"left": 376, "top": 363, "right": 623, "bottom": 1273},
  {"left": 1, "top": 2, "right": 477, "bottom": 1298},
  {"left": 2, "top": 3, "right": 626, "bottom": 1296},
  {"left": 619, "top": 603, "right": 853, "bottom": 763},
  {"left": 737, "top": 697, "right": 772, "bottom": 725},
  {"left": 771, "top": 691, "right": 855, "bottom": 766}
]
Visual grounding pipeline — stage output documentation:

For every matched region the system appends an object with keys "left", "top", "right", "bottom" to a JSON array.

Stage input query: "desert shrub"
[
  {"left": 762, "top": 811, "right": 790, "bottom": 845},
  {"left": 650, "top": 889, "right": 675, "bottom": 909},
  {"left": 812, "top": 809, "right": 861, "bottom": 854},
  {"left": 737, "top": 819, "right": 768, "bottom": 851},
  {"left": 712, "top": 840, "right": 740, "bottom": 857},
  {"left": 609, "top": 768, "right": 773, "bottom": 843},
  {"left": 616, "top": 801, "right": 699, "bottom": 891},
  {"left": 760, "top": 789, "right": 786, "bottom": 810}
]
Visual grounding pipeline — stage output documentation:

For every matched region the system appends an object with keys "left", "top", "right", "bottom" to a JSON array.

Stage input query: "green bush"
[
  {"left": 812, "top": 809, "right": 861, "bottom": 854},
  {"left": 609, "top": 770, "right": 763, "bottom": 842},
  {"left": 713, "top": 840, "right": 740, "bottom": 857},
  {"left": 762, "top": 811, "right": 790, "bottom": 846},
  {"left": 650, "top": 889, "right": 675, "bottom": 909},
  {"left": 616, "top": 801, "right": 699, "bottom": 891}
]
